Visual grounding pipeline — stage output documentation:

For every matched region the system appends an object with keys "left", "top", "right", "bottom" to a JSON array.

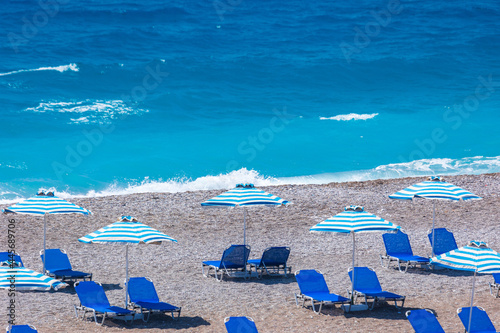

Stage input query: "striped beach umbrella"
[
  {"left": 79, "top": 216, "right": 177, "bottom": 307},
  {"left": 0, "top": 257, "right": 67, "bottom": 291},
  {"left": 430, "top": 241, "right": 500, "bottom": 332},
  {"left": 310, "top": 205, "right": 400, "bottom": 307},
  {"left": 389, "top": 176, "right": 482, "bottom": 256},
  {"left": 201, "top": 183, "right": 290, "bottom": 245},
  {"left": 2, "top": 191, "right": 91, "bottom": 273}
]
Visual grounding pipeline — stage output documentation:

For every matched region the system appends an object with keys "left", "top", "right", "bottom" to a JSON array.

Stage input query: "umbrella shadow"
[
  {"left": 101, "top": 283, "right": 123, "bottom": 291},
  {"left": 109, "top": 315, "right": 210, "bottom": 330},
  {"left": 343, "top": 304, "right": 408, "bottom": 320},
  {"left": 403, "top": 267, "right": 476, "bottom": 278}
]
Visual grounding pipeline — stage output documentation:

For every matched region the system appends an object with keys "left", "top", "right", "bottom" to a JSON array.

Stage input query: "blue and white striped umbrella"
[
  {"left": 2, "top": 191, "right": 91, "bottom": 273},
  {"left": 0, "top": 259, "right": 67, "bottom": 291},
  {"left": 201, "top": 184, "right": 290, "bottom": 244},
  {"left": 389, "top": 177, "right": 482, "bottom": 256},
  {"left": 310, "top": 205, "right": 400, "bottom": 306},
  {"left": 79, "top": 216, "right": 177, "bottom": 307},
  {"left": 430, "top": 241, "right": 500, "bottom": 332}
]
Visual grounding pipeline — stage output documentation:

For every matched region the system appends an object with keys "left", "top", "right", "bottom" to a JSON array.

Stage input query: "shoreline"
[{"left": 2, "top": 173, "right": 499, "bottom": 332}]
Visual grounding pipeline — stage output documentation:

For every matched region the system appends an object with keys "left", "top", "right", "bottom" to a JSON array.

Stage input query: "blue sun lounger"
[
  {"left": 41, "top": 249, "right": 92, "bottom": 282},
  {"left": 294, "top": 269, "right": 350, "bottom": 314},
  {"left": 0, "top": 252, "right": 23, "bottom": 267},
  {"left": 127, "top": 277, "right": 181, "bottom": 322},
  {"left": 428, "top": 228, "right": 458, "bottom": 256},
  {"left": 348, "top": 267, "right": 405, "bottom": 310},
  {"left": 457, "top": 306, "right": 498, "bottom": 333},
  {"left": 247, "top": 246, "right": 291, "bottom": 278},
  {"left": 6, "top": 325, "right": 38, "bottom": 333},
  {"left": 202, "top": 245, "right": 251, "bottom": 281},
  {"left": 380, "top": 230, "right": 430, "bottom": 272},
  {"left": 74, "top": 281, "right": 135, "bottom": 325},
  {"left": 224, "top": 316, "right": 259, "bottom": 333},
  {"left": 406, "top": 309, "right": 445, "bottom": 333},
  {"left": 489, "top": 273, "right": 500, "bottom": 298}
]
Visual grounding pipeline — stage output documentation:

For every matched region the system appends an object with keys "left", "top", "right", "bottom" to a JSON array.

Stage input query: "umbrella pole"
[
  {"left": 468, "top": 270, "right": 476, "bottom": 333},
  {"left": 43, "top": 213, "right": 47, "bottom": 274},
  {"left": 351, "top": 232, "right": 356, "bottom": 306},
  {"left": 431, "top": 201, "right": 436, "bottom": 257},
  {"left": 125, "top": 244, "right": 129, "bottom": 308},
  {"left": 243, "top": 208, "right": 246, "bottom": 245}
]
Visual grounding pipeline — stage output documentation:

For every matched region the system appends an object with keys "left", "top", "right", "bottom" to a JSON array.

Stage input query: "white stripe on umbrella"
[
  {"left": 78, "top": 216, "right": 177, "bottom": 307},
  {"left": 201, "top": 183, "right": 289, "bottom": 244},
  {"left": 2, "top": 191, "right": 91, "bottom": 273},
  {"left": 0, "top": 260, "right": 67, "bottom": 291},
  {"left": 430, "top": 241, "right": 500, "bottom": 332},
  {"left": 389, "top": 176, "right": 482, "bottom": 256},
  {"left": 311, "top": 205, "right": 400, "bottom": 307}
]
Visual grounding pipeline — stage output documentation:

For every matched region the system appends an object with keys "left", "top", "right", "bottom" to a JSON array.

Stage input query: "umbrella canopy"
[
  {"left": 2, "top": 191, "right": 91, "bottom": 273},
  {"left": 201, "top": 183, "right": 290, "bottom": 244},
  {"left": 389, "top": 176, "right": 482, "bottom": 256},
  {"left": 310, "top": 205, "right": 400, "bottom": 307},
  {"left": 78, "top": 216, "right": 177, "bottom": 307},
  {"left": 430, "top": 241, "right": 500, "bottom": 332},
  {"left": 0, "top": 257, "right": 67, "bottom": 291}
]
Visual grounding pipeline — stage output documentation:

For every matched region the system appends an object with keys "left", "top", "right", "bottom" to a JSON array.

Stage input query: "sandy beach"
[{"left": 2, "top": 173, "right": 499, "bottom": 332}]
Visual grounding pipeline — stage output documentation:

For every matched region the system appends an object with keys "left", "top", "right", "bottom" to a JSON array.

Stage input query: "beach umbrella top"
[
  {"left": 78, "top": 216, "right": 177, "bottom": 245},
  {"left": 310, "top": 205, "right": 401, "bottom": 234},
  {"left": 430, "top": 241, "right": 500, "bottom": 274},
  {"left": 0, "top": 261, "right": 67, "bottom": 291},
  {"left": 389, "top": 176, "right": 482, "bottom": 201},
  {"left": 201, "top": 183, "right": 290, "bottom": 207},
  {"left": 2, "top": 191, "right": 91, "bottom": 215}
]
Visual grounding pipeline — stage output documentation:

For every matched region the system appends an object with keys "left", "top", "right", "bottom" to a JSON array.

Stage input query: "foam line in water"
[
  {"left": 319, "top": 113, "right": 379, "bottom": 121},
  {"left": 0, "top": 63, "right": 79, "bottom": 77}
]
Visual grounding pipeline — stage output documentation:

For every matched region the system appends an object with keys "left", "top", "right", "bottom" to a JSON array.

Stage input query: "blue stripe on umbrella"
[
  {"left": 0, "top": 264, "right": 67, "bottom": 291},
  {"left": 389, "top": 177, "right": 481, "bottom": 201}
]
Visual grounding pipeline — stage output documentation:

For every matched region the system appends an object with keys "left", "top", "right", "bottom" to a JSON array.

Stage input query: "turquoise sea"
[{"left": 1, "top": 0, "right": 499, "bottom": 202}]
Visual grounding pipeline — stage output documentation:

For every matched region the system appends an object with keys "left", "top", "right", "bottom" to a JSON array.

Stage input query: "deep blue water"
[{"left": 1, "top": 0, "right": 499, "bottom": 201}]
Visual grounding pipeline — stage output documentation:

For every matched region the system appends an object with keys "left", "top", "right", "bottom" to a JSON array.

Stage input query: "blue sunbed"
[
  {"left": 406, "top": 309, "right": 445, "bottom": 333},
  {"left": 428, "top": 228, "right": 458, "bottom": 256},
  {"left": 380, "top": 230, "right": 429, "bottom": 272},
  {"left": 202, "top": 245, "right": 251, "bottom": 281},
  {"left": 489, "top": 273, "right": 500, "bottom": 298},
  {"left": 6, "top": 325, "right": 38, "bottom": 333},
  {"left": 41, "top": 249, "right": 92, "bottom": 282},
  {"left": 457, "top": 306, "right": 497, "bottom": 333},
  {"left": 224, "top": 316, "right": 259, "bottom": 333},
  {"left": 248, "top": 246, "right": 291, "bottom": 278}
]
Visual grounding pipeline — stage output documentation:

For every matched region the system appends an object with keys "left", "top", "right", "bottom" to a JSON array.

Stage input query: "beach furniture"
[
  {"left": 6, "top": 325, "right": 38, "bottom": 333},
  {"left": 40, "top": 249, "right": 92, "bottom": 283},
  {"left": 489, "top": 273, "right": 500, "bottom": 298},
  {"left": 428, "top": 228, "right": 458, "bottom": 256},
  {"left": 406, "top": 309, "right": 445, "bottom": 333},
  {"left": 224, "top": 316, "right": 259, "bottom": 333},
  {"left": 247, "top": 246, "right": 291, "bottom": 278},
  {"left": 457, "top": 306, "right": 497, "bottom": 333},
  {"left": 74, "top": 281, "right": 135, "bottom": 325},
  {"left": 127, "top": 277, "right": 181, "bottom": 322},
  {"left": 294, "top": 269, "right": 350, "bottom": 314},
  {"left": 380, "top": 230, "right": 429, "bottom": 272},
  {"left": 202, "top": 244, "right": 251, "bottom": 281},
  {"left": 0, "top": 252, "right": 23, "bottom": 267},
  {"left": 348, "top": 267, "right": 405, "bottom": 310}
]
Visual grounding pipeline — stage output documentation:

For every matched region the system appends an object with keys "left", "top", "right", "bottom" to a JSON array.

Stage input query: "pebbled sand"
[{"left": 2, "top": 173, "right": 499, "bottom": 332}]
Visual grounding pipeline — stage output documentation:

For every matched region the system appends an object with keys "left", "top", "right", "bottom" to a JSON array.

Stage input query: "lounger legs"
[{"left": 489, "top": 283, "right": 500, "bottom": 298}]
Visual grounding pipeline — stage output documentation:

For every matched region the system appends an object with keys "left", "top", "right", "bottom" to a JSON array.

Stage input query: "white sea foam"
[
  {"left": 0, "top": 63, "right": 79, "bottom": 77},
  {"left": 24, "top": 100, "right": 148, "bottom": 124},
  {"left": 320, "top": 113, "right": 379, "bottom": 121}
]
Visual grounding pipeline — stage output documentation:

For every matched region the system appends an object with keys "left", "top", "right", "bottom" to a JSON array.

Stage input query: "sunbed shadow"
[
  {"left": 227, "top": 275, "right": 296, "bottom": 285},
  {"left": 343, "top": 304, "right": 408, "bottom": 320},
  {"left": 402, "top": 267, "right": 475, "bottom": 277},
  {"left": 115, "top": 315, "right": 210, "bottom": 330}
]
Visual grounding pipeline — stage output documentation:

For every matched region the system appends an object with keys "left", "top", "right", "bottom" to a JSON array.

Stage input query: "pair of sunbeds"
[
  {"left": 294, "top": 268, "right": 405, "bottom": 314},
  {"left": 74, "top": 278, "right": 180, "bottom": 325},
  {"left": 202, "top": 245, "right": 291, "bottom": 281},
  {"left": 407, "top": 307, "right": 498, "bottom": 333},
  {"left": 380, "top": 228, "right": 458, "bottom": 272}
]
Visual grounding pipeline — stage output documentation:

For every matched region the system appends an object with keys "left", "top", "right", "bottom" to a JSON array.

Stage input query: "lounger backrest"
[
  {"left": 260, "top": 247, "right": 290, "bottom": 266},
  {"left": 9, "top": 325, "right": 38, "bottom": 333},
  {"left": 0, "top": 252, "right": 23, "bottom": 267},
  {"left": 41, "top": 249, "right": 72, "bottom": 272},
  {"left": 295, "top": 270, "right": 329, "bottom": 294},
  {"left": 406, "top": 309, "right": 445, "bottom": 333},
  {"left": 493, "top": 273, "right": 500, "bottom": 284},
  {"left": 382, "top": 231, "right": 413, "bottom": 256},
  {"left": 221, "top": 245, "right": 251, "bottom": 269},
  {"left": 349, "top": 267, "right": 382, "bottom": 292},
  {"left": 224, "top": 316, "right": 258, "bottom": 333},
  {"left": 428, "top": 228, "right": 458, "bottom": 255},
  {"left": 75, "top": 281, "right": 111, "bottom": 308},
  {"left": 457, "top": 306, "right": 496, "bottom": 333},
  {"left": 128, "top": 277, "right": 159, "bottom": 303}
]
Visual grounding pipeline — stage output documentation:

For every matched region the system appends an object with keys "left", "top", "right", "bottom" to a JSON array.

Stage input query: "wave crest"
[
  {"left": 0, "top": 63, "right": 79, "bottom": 77},
  {"left": 320, "top": 113, "right": 379, "bottom": 121}
]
